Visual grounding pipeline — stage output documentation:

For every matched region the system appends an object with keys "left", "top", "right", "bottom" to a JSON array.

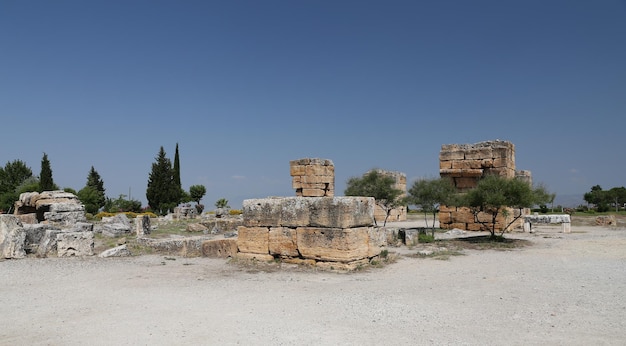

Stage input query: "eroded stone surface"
[
  {"left": 56, "top": 231, "right": 94, "bottom": 257},
  {"left": 0, "top": 215, "right": 26, "bottom": 259},
  {"left": 296, "top": 227, "right": 370, "bottom": 263}
]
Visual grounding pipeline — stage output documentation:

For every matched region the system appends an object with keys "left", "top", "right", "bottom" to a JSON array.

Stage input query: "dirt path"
[{"left": 1, "top": 225, "right": 625, "bottom": 345}]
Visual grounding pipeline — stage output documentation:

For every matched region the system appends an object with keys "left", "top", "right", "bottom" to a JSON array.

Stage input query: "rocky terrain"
[{"left": 1, "top": 218, "right": 624, "bottom": 345}]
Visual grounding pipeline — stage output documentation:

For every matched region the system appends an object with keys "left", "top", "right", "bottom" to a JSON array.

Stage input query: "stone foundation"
[{"left": 237, "top": 197, "right": 383, "bottom": 267}]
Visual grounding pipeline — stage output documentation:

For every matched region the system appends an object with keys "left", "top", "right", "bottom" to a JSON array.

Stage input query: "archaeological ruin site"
[{"left": 0, "top": 139, "right": 559, "bottom": 267}]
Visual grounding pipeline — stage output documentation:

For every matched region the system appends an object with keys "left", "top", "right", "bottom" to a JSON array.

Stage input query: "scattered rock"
[
  {"left": 0, "top": 215, "right": 26, "bottom": 259},
  {"left": 99, "top": 244, "right": 131, "bottom": 258},
  {"left": 186, "top": 223, "right": 208, "bottom": 232},
  {"left": 56, "top": 231, "right": 94, "bottom": 257}
]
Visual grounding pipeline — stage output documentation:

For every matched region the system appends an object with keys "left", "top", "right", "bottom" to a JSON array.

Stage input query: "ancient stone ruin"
[
  {"left": 0, "top": 191, "right": 93, "bottom": 259},
  {"left": 439, "top": 140, "right": 531, "bottom": 231},
  {"left": 290, "top": 158, "right": 335, "bottom": 197},
  {"left": 14, "top": 190, "right": 87, "bottom": 226},
  {"left": 236, "top": 158, "right": 385, "bottom": 270}
]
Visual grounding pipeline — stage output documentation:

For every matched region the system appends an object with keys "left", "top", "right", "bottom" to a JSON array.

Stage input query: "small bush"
[
  {"left": 418, "top": 234, "right": 435, "bottom": 243},
  {"left": 229, "top": 209, "right": 242, "bottom": 216}
]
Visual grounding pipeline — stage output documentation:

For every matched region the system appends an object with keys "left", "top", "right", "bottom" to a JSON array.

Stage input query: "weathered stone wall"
[
  {"left": 237, "top": 197, "right": 383, "bottom": 269},
  {"left": 372, "top": 170, "right": 407, "bottom": 222},
  {"left": 439, "top": 140, "right": 530, "bottom": 231},
  {"left": 290, "top": 158, "right": 335, "bottom": 197}
]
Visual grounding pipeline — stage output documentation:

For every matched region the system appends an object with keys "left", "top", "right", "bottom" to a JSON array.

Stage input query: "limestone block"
[
  {"left": 16, "top": 213, "right": 38, "bottom": 225},
  {"left": 481, "top": 159, "right": 494, "bottom": 168},
  {"left": 296, "top": 227, "right": 370, "bottom": 262},
  {"left": 438, "top": 210, "right": 451, "bottom": 225},
  {"left": 451, "top": 160, "right": 473, "bottom": 170},
  {"left": 202, "top": 239, "right": 238, "bottom": 258},
  {"left": 37, "top": 229, "right": 66, "bottom": 257},
  {"left": 186, "top": 223, "right": 208, "bottom": 232},
  {"left": 301, "top": 189, "right": 326, "bottom": 197},
  {"left": 243, "top": 198, "right": 283, "bottom": 227},
  {"left": 466, "top": 223, "right": 483, "bottom": 231},
  {"left": 308, "top": 197, "right": 375, "bottom": 228},
  {"left": 367, "top": 227, "right": 384, "bottom": 257},
  {"left": 439, "top": 160, "right": 452, "bottom": 170},
  {"left": 449, "top": 223, "right": 467, "bottom": 230},
  {"left": 282, "top": 258, "right": 316, "bottom": 266},
  {"left": 0, "top": 215, "right": 26, "bottom": 259},
  {"left": 269, "top": 227, "right": 299, "bottom": 257},
  {"left": 56, "top": 231, "right": 94, "bottom": 257},
  {"left": 48, "top": 202, "right": 85, "bottom": 213},
  {"left": 315, "top": 258, "right": 369, "bottom": 271},
  {"left": 440, "top": 169, "right": 483, "bottom": 177},
  {"left": 290, "top": 164, "right": 306, "bottom": 176},
  {"left": 439, "top": 150, "right": 465, "bottom": 161},
  {"left": 22, "top": 223, "right": 54, "bottom": 250},
  {"left": 99, "top": 244, "right": 132, "bottom": 258},
  {"left": 72, "top": 222, "right": 93, "bottom": 232},
  {"left": 465, "top": 147, "right": 493, "bottom": 160},
  {"left": 98, "top": 223, "right": 131, "bottom": 237},
  {"left": 237, "top": 226, "right": 269, "bottom": 254},
  {"left": 136, "top": 215, "right": 151, "bottom": 236}
]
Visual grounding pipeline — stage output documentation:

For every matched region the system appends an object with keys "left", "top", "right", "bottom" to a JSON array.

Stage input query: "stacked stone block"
[
  {"left": 439, "top": 140, "right": 530, "bottom": 232},
  {"left": 372, "top": 170, "right": 407, "bottom": 222},
  {"left": 236, "top": 197, "right": 383, "bottom": 270},
  {"left": 290, "top": 158, "right": 335, "bottom": 197}
]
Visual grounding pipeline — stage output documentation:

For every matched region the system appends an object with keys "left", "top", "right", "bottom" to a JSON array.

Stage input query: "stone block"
[
  {"left": 465, "top": 147, "right": 493, "bottom": 160},
  {"left": 367, "top": 227, "right": 384, "bottom": 257},
  {"left": 237, "top": 226, "right": 269, "bottom": 254},
  {"left": 202, "top": 239, "right": 238, "bottom": 258},
  {"left": 16, "top": 213, "right": 38, "bottom": 225},
  {"left": 296, "top": 227, "right": 370, "bottom": 263},
  {"left": 439, "top": 150, "right": 465, "bottom": 161},
  {"left": 36, "top": 229, "right": 66, "bottom": 257},
  {"left": 439, "top": 160, "right": 452, "bottom": 170},
  {"left": 56, "top": 231, "right": 94, "bottom": 257},
  {"left": 99, "top": 244, "right": 132, "bottom": 258},
  {"left": 0, "top": 215, "right": 26, "bottom": 259},
  {"left": 454, "top": 177, "right": 478, "bottom": 190},
  {"left": 282, "top": 258, "right": 316, "bottom": 266},
  {"left": 290, "top": 164, "right": 306, "bottom": 176},
  {"left": 301, "top": 189, "right": 326, "bottom": 197},
  {"left": 136, "top": 215, "right": 151, "bottom": 236},
  {"left": 269, "top": 227, "right": 299, "bottom": 257},
  {"left": 308, "top": 197, "right": 375, "bottom": 228},
  {"left": 315, "top": 258, "right": 369, "bottom": 271}
]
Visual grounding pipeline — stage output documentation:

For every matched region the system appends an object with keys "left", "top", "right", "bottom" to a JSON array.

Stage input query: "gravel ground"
[{"left": 1, "top": 224, "right": 625, "bottom": 345}]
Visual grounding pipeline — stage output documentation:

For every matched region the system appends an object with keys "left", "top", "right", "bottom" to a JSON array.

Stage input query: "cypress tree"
[
  {"left": 39, "top": 153, "right": 55, "bottom": 192},
  {"left": 173, "top": 142, "right": 182, "bottom": 202},
  {"left": 146, "top": 146, "right": 178, "bottom": 214},
  {"left": 85, "top": 166, "right": 106, "bottom": 210}
]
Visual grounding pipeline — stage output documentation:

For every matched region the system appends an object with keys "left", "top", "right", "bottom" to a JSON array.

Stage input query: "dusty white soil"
[{"left": 1, "top": 224, "right": 625, "bottom": 345}]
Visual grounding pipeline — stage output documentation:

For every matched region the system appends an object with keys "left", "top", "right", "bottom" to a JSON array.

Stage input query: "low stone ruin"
[
  {"left": 14, "top": 190, "right": 87, "bottom": 226},
  {"left": 0, "top": 191, "right": 94, "bottom": 259},
  {"left": 237, "top": 196, "right": 382, "bottom": 270},
  {"left": 439, "top": 140, "right": 531, "bottom": 232},
  {"left": 236, "top": 158, "right": 386, "bottom": 270},
  {"left": 523, "top": 214, "right": 571, "bottom": 233}
]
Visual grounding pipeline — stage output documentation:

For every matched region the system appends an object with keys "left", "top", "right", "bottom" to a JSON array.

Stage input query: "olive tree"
[
  {"left": 461, "top": 174, "right": 552, "bottom": 238},
  {"left": 345, "top": 170, "right": 405, "bottom": 226},
  {"left": 408, "top": 177, "right": 456, "bottom": 236}
]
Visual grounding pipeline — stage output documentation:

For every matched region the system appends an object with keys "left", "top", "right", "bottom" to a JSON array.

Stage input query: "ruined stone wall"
[
  {"left": 439, "top": 140, "right": 530, "bottom": 231},
  {"left": 290, "top": 158, "right": 334, "bottom": 197},
  {"left": 372, "top": 170, "right": 407, "bottom": 222},
  {"left": 236, "top": 197, "right": 383, "bottom": 270}
]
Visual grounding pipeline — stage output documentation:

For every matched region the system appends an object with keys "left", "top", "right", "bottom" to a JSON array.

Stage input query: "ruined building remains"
[
  {"left": 439, "top": 140, "right": 531, "bottom": 231},
  {"left": 290, "top": 158, "right": 335, "bottom": 197},
  {"left": 236, "top": 158, "right": 384, "bottom": 270}
]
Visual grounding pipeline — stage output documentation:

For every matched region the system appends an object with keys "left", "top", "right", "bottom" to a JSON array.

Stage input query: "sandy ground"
[{"left": 1, "top": 223, "right": 625, "bottom": 345}]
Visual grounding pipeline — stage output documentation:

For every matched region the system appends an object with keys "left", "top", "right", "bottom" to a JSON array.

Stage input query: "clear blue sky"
[{"left": 1, "top": 0, "right": 625, "bottom": 208}]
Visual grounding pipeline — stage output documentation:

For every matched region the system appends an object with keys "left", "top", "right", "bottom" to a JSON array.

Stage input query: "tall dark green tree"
[
  {"left": 173, "top": 142, "right": 183, "bottom": 203},
  {"left": 146, "top": 146, "right": 178, "bottom": 215},
  {"left": 39, "top": 153, "right": 56, "bottom": 192},
  {"left": 77, "top": 166, "right": 106, "bottom": 214}
]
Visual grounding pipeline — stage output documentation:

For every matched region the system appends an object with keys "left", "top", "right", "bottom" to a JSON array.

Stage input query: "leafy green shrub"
[{"left": 418, "top": 234, "right": 435, "bottom": 243}]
